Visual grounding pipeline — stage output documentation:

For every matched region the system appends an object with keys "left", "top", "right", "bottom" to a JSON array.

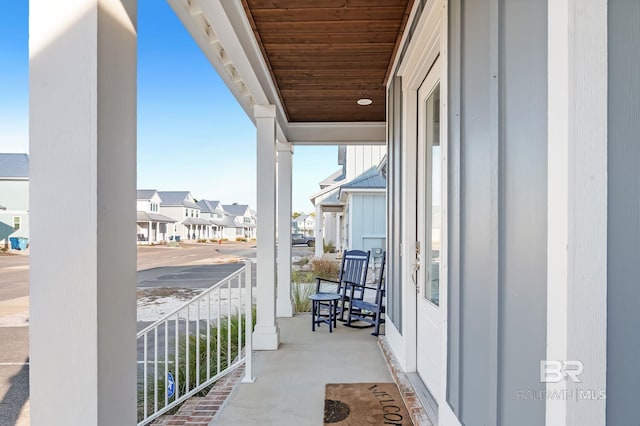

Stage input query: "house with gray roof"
[
  {"left": 136, "top": 190, "right": 176, "bottom": 244},
  {"left": 157, "top": 191, "right": 211, "bottom": 241},
  {"left": 0, "top": 154, "right": 29, "bottom": 248},
  {"left": 221, "top": 203, "right": 256, "bottom": 240},
  {"left": 197, "top": 199, "right": 228, "bottom": 240}
]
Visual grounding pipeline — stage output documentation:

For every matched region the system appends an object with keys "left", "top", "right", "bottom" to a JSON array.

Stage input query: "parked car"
[{"left": 292, "top": 233, "right": 315, "bottom": 246}]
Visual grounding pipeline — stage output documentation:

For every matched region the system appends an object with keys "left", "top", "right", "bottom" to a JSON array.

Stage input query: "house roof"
[
  {"left": 157, "top": 191, "right": 200, "bottom": 209},
  {"left": 136, "top": 211, "right": 176, "bottom": 223},
  {"left": 183, "top": 217, "right": 211, "bottom": 226},
  {"left": 197, "top": 199, "right": 221, "bottom": 213},
  {"left": 222, "top": 204, "right": 251, "bottom": 217},
  {"left": 341, "top": 167, "right": 386, "bottom": 190},
  {"left": 0, "top": 153, "right": 29, "bottom": 178},
  {"left": 136, "top": 189, "right": 158, "bottom": 200},
  {"left": 319, "top": 169, "right": 345, "bottom": 188}
]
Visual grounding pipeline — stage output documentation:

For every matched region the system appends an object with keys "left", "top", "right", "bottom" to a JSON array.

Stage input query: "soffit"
[{"left": 241, "top": 0, "right": 413, "bottom": 123}]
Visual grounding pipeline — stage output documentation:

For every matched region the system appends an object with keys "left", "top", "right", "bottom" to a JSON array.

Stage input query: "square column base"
[
  {"left": 252, "top": 325, "right": 280, "bottom": 350},
  {"left": 277, "top": 297, "right": 294, "bottom": 318}
]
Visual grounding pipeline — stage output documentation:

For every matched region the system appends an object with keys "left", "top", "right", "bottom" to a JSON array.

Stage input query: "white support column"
[
  {"left": 253, "top": 104, "right": 280, "bottom": 349},
  {"left": 148, "top": 221, "right": 152, "bottom": 243},
  {"left": 314, "top": 204, "right": 324, "bottom": 258},
  {"left": 547, "top": 1, "right": 608, "bottom": 425},
  {"left": 276, "top": 142, "right": 294, "bottom": 317},
  {"left": 29, "top": 1, "right": 137, "bottom": 424}
]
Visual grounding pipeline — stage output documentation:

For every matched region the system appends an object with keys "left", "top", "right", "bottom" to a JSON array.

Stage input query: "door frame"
[{"left": 394, "top": 1, "right": 460, "bottom": 424}]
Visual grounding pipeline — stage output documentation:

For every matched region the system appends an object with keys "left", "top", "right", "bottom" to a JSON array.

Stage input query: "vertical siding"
[
  {"left": 350, "top": 194, "right": 386, "bottom": 251},
  {"left": 387, "top": 76, "right": 403, "bottom": 331},
  {"left": 607, "top": 1, "right": 640, "bottom": 424},
  {"left": 498, "top": 1, "right": 547, "bottom": 424},
  {"left": 345, "top": 145, "right": 387, "bottom": 181},
  {"left": 447, "top": 0, "right": 547, "bottom": 424}
]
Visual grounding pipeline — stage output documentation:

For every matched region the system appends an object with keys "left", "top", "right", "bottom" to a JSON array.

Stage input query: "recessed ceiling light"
[{"left": 357, "top": 98, "right": 373, "bottom": 106}]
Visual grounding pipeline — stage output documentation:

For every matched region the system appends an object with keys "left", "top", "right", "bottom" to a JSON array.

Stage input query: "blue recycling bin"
[
  {"left": 9, "top": 237, "right": 18, "bottom": 250},
  {"left": 17, "top": 238, "right": 28, "bottom": 250}
]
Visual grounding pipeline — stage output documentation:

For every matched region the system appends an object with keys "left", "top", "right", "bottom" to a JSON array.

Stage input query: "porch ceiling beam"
[{"left": 287, "top": 122, "right": 386, "bottom": 145}]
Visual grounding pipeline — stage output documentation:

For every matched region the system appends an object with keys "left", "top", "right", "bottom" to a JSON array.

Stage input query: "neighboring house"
[
  {"left": 292, "top": 213, "right": 315, "bottom": 237},
  {"left": 157, "top": 191, "right": 210, "bottom": 241},
  {"left": 136, "top": 190, "right": 176, "bottom": 244},
  {"left": 0, "top": 154, "right": 29, "bottom": 247},
  {"left": 310, "top": 146, "right": 386, "bottom": 255},
  {"left": 221, "top": 204, "right": 256, "bottom": 239},
  {"left": 338, "top": 167, "right": 386, "bottom": 253},
  {"left": 196, "top": 199, "right": 227, "bottom": 239}
]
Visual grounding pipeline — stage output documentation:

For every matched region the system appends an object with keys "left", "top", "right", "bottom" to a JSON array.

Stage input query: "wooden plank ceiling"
[{"left": 242, "top": 0, "right": 413, "bottom": 122}]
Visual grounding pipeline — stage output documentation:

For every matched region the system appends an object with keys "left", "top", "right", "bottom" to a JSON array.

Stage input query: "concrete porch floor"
[{"left": 211, "top": 314, "right": 392, "bottom": 425}]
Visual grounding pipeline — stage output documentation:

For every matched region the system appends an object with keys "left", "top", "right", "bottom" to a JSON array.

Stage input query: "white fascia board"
[
  {"left": 338, "top": 187, "right": 385, "bottom": 202},
  {"left": 168, "top": 0, "right": 288, "bottom": 142},
  {"left": 287, "top": 122, "right": 386, "bottom": 145}
]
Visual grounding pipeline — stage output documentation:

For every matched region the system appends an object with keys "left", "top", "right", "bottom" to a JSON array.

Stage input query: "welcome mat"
[{"left": 324, "top": 383, "right": 414, "bottom": 425}]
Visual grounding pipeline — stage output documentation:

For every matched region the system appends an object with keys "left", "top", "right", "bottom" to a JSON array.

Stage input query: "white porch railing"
[{"left": 137, "top": 260, "right": 254, "bottom": 425}]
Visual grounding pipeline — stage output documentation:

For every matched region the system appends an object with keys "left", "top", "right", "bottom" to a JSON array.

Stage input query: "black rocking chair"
[
  {"left": 345, "top": 251, "right": 386, "bottom": 336},
  {"left": 314, "top": 249, "right": 370, "bottom": 322}
]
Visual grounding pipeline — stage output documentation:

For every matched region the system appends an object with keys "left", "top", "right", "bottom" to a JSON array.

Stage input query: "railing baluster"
[
  {"left": 237, "top": 275, "right": 242, "bottom": 362},
  {"left": 207, "top": 292, "right": 211, "bottom": 381},
  {"left": 174, "top": 314, "right": 179, "bottom": 400},
  {"left": 185, "top": 305, "right": 190, "bottom": 394},
  {"left": 196, "top": 297, "right": 200, "bottom": 387},
  {"left": 164, "top": 320, "right": 168, "bottom": 408},
  {"left": 217, "top": 287, "right": 221, "bottom": 374},
  {"left": 227, "top": 279, "right": 231, "bottom": 366},
  {"left": 144, "top": 333, "right": 148, "bottom": 419},
  {"left": 154, "top": 327, "right": 158, "bottom": 414}
]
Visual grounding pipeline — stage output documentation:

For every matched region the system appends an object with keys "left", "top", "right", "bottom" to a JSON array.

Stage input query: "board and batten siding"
[
  {"left": 447, "top": 0, "right": 547, "bottom": 425},
  {"left": 386, "top": 76, "right": 403, "bottom": 332},
  {"left": 348, "top": 194, "right": 386, "bottom": 252},
  {"left": 607, "top": 0, "right": 640, "bottom": 424}
]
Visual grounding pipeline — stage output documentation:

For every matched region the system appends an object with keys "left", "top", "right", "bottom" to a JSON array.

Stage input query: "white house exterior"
[
  {"left": 221, "top": 204, "right": 256, "bottom": 239},
  {"left": 339, "top": 167, "right": 386, "bottom": 253},
  {"left": 136, "top": 190, "right": 176, "bottom": 244},
  {"left": 0, "top": 154, "right": 29, "bottom": 247},
  {"left": 310, "top": 146, "right": 386, "bottom": 255},
  {"left": 292, "top": 213, "right": 315, "bottom": 237},
  {"left": 197, "top": 199, "right": 226, "bottom": 239},
  {"left": 28, "top": 1, "right": 638, "bottom": 425},
  {"left": 157, "top": 191, "right": 209, "bottom": 241}
]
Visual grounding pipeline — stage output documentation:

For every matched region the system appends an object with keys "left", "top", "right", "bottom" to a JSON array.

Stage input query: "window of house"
[
  {"left": 13, "top": 217, "right": 20, "bottom": 230},
  {"left": 185, "top": 209, "right": 188, "bottom": 217}
]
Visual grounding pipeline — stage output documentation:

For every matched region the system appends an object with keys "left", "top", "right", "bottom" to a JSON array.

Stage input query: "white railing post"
[{"left": 242, "top": 260, "right": 256, "bottom": 383}]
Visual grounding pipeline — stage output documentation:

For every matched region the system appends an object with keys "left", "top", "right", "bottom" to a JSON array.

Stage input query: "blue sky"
[{"left": 0, "top": 1, "right": 337, "bottom": 214}]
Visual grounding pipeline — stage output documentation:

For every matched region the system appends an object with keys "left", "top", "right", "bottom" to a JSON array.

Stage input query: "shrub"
[
  {"left": 235, "top": 237, "right": 247, "bottom": 242},
  {"left": 310, "top": 256, "right": 340, "bottom": 281},
  {"left": 197, "top": 239, "right": 208, "bottom": 243}
]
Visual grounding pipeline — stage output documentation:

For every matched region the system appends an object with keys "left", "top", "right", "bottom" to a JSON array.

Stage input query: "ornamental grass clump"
[{"left": 310, "top": 256, "right": 340, "bottom": 281}]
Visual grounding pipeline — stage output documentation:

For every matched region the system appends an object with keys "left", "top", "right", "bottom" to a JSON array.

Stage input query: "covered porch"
[{"left": 153, "top": 315, "right": 426, "bottom": 426}]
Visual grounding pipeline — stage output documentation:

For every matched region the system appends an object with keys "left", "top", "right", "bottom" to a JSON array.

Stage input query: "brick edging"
[
  {"left": 378, "top": 337, "right": 434, "bottom": 426},
  {"left": 152, "top": 365, "right": 245, "bottom": 426}
]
